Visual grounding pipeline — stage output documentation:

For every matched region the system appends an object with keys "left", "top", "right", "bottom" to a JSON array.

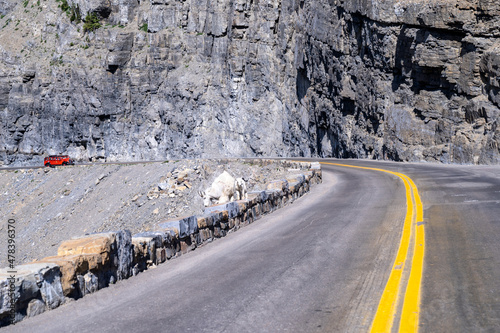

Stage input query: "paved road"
[
  {"left": 3, "top": 159, "right": 500, "bottom": 332},
  {"left": 320, "top": 160, "right": 500, "bottom": 332},
  {"left": 399, "top": 162, "right": 500, "bottom": 332}
]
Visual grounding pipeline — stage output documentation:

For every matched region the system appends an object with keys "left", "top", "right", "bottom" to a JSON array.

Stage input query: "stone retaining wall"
[{"left": 0, "top": 160, "right": 321, "bottom": 327}]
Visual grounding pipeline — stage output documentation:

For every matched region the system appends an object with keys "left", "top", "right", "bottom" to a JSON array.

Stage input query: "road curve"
[
  {"left": 397, "top": 161, "right": 500, "bottom": 333},
  {"left": 2, "top": 159, "right": 499, "bottom": 332},
  {"left": 2, "top": 161, "right": 408, "bottom": 332},
  {"left": 319, "top": 159, "right": 500, "bottom": 332}
]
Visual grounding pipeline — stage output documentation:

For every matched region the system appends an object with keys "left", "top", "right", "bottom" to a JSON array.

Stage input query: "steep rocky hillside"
[{"left": 0, "top": 0, "right": 498, "bottom": 164}]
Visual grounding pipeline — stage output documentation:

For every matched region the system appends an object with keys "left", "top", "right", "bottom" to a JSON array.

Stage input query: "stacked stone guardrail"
[{"left": 0, "top": 160, "right": 321, "bottom": 327}]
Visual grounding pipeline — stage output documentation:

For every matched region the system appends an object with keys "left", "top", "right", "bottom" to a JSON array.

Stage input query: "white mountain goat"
[
  {"left": 199, "top": 171, "right": 247, "bottom": 207},
  {"left": 234, "top": 177, "right": 247, "bottom": 201}
]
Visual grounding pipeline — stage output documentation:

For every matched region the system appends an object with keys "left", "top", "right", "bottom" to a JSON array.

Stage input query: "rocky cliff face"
[
  {"left": 0, "top": 0, "right": 498, "bottom": 165},
  {"left": 300, "top": 0, "right": 500, "bottom": 163}
]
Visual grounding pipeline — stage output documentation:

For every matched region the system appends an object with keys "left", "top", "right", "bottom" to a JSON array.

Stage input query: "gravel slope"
[{"left": 0, "top": 159, "right": 295, "bottom": 267}]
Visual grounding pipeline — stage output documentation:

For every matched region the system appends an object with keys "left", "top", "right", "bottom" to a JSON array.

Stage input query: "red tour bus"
[{"left": 44, "top": 155, "right": 75, "bottom": 167}]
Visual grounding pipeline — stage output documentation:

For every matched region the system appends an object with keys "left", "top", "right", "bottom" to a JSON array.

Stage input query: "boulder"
[
  {"left": 197, "top": 214, "right": 214, "bottom": 229},
  {"left": 57, "top": 231, "right": 133, "bottom": 283},
  {"left": 247, "top": 191, "right": 269, "bottom": 205},
  {"left": 38, "top": 254, "right": 105, "bottom": 298},
  {"left": 266, "top": 179, "right": 289, "bottom": 193},
  {"left": 132, "top": 232, "right": 165, "bottom": 270},
  {"left": 26, "top": 299, "right": 46, "bottom": 318},
  {"left": 204, "top": 201, "right": 240, "bottom": 219},
  {"left": 0, "top": 263, "right": 65, "bottom": 325},
  {"left": 78, "top": 272, "right": 98, "bottom": 296},
  {"left": 158, "top": 216, "right": 198, "bottom": 239}
]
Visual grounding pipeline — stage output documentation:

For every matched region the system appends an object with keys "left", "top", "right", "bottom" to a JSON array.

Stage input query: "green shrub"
[
  {"left": 83, "top": 12, "right": 101, "bottom": 33},
  {"left": 139, "top": 23, "right": 148, "bottom": 32},
  {"left": 69, "top": 5, "right": 81, "bottom": 23},
  {"left": 2, "top": 18, "right": 11, "bottom": 29},
  {"left": 60, "top": 0, "right": 70, "bottom": 12},
  {"left": 23, "top": 0, "right": 29, "bottom": 8},
  {"left": 56, "top": 0, "right": 81, "bottom": 23}
]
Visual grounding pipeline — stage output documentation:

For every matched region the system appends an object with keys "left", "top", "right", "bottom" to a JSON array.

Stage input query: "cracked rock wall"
[
  {"left": 0, "top": 0, "right": 499, "bottom": 165},
  {"left": 299, "top": 0, "right": 500, "bottom": 163}
]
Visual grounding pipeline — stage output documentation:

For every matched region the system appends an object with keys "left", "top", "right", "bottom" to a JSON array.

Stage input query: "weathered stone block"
[
  {"left": 213, "top": 227, "right": 226, "bottom": 238},
  {"left": 17, "top": 263, "right": 65, "bottom": 310},
  {"left": 248, "top": 191, "right": 269, "bottom": 205},
  {"left": 158, "top": 215, "right": 198, "bottom": 239},
  {"left": 39, "top": 254, "right": 104, "bottom": 298},
  {"left": 156, "top": 248, "right": 166, "bottom": 264},
  {"left": 199, "top": 228, "right": 213, "bottom": 242},
  {"left": 288, "top": 182, "right": 299, "bottom": 194},
  {"left": 163, "top": 231, "right": 179, "bottom": 259},
  {"left": 252, "top": 205, "right": 261, "bottom": 218},
  {"left": 266, "top": 179, "right": 289, "bottom": 193},
  {"left": 76, "top": 272, "right": 98, "bottom": 297},
  {"left": 0, "top": 276, "right": 13, "bottom": 324},
  {"left": 132, "top": 236, "right": 157, "bottom": 271},
  {"left": 311, "top": 170, "right": 322, "bottom": 183},
  {"left": 133, "top": 232, "right": 164, "bottom": 247},
  {"left": 132, "top": 231, "right": 170, "bottom": 267},
  {"left": 179, "top": 236, "right": 196, "bottom": 254},
  {"left": 287, "top": 174, "right": 305, "bottom": 185},
  {"left": 209, "top": 211, "right": 224, "bottom": 227},
  {"left": 26, "top": 299, "right": 45, "bottom": 318},
  {"left": 141, "top": 229, "right": 178, "bottom": 259},
  {"left": 112, "top": 230, "right": 133, "bottom": 280},
  {"left": 0, "top": 263, "right": 65, "bottom": 325},
  {"left": 56, "top": 230, "right": 133, "bottom": 283},
  {"left": 197, "top": 215, "right": 214, "bottom": 229},
  {"left": 58, "top": 234, "right": 114, "bottom": 259},
  {"left": 242, "top": 210, "right": 253, "bottom": 224},
  {"left": 237, "top": 200, "right": 248, "bottom": 212},
  {"left": 204, "top": 201, "right": 240, "bottom": 219}
]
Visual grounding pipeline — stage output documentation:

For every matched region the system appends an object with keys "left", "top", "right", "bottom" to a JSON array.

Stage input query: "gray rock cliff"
[{"left": 0, "top": 0, "right": 498, "bottom": 164}]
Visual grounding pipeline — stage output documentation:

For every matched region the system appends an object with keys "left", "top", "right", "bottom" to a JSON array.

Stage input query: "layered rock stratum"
[{"left": 0, "top": 0, "right": 499, "bottom": 164}]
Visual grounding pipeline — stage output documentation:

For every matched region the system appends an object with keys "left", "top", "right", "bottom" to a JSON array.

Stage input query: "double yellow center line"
[{"left": 321, "top": 162, "right": 425, "bottom": 332}]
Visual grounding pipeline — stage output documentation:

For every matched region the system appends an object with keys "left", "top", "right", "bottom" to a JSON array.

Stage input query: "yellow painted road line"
[
  {"left": 369, "top": 175, "right": 414, "bottom": 333},
  {"left": 399, "top": 176, "right": 425, "bottom": 332},
  {"left": 320, "top": 162, "right": 425, "bottom": 333}
]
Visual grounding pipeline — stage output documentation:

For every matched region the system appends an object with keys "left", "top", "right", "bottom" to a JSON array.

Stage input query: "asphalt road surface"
[{"left": 2, "top": 159, "right": 500, "bottom": 332}]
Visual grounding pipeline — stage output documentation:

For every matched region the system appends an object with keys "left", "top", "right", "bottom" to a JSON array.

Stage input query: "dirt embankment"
[{"left": 0, "top": 159, "right": 295, "bottom": 267}]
